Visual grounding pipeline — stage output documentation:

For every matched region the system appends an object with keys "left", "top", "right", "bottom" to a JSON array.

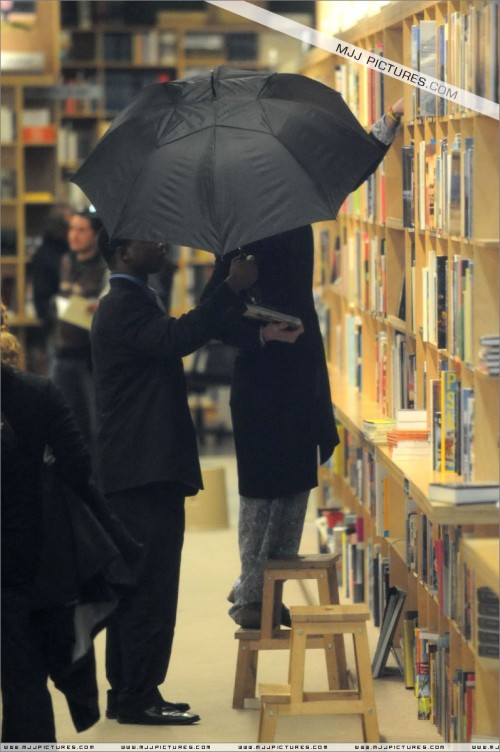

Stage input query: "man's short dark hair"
[{"left": 98, "top": 227, "right": 128, "bottom": 268}]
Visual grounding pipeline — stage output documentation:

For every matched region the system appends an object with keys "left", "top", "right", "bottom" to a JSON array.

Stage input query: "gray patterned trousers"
[{"left": 229, "top": 491, "right": 309, "bottom": 620}]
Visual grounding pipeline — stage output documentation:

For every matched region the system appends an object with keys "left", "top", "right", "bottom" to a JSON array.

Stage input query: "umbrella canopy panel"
[{"left": 72, "top": 67, "right": 386, "bottom": 255}]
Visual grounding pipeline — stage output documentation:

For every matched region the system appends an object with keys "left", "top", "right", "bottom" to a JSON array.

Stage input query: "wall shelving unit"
[{"left": 303, "top": 0, "right": 499, "bottom": 741}]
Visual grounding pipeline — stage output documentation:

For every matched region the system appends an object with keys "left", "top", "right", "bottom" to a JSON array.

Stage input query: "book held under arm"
[{"left": 243, "top": 302, "right": 302, "bottom": 330}]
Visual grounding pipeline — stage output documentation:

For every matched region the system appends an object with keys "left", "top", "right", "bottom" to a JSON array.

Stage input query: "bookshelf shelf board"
[
  {"left": 470, "top": 239, "right": 499, "bottom": 249},
  {"left": 385, "top": 315, "right": 407, "bottom": 332},
  {"left": 23, "top": 143, "right": 56, "bottom": 149},
  {"left": 330, "top": 374, "right": 381, "bottom": 435},
  {"left": 386, "top": 217, "right": 405, "bottom": 231},
  {"left": 475, "top": 369, "right": 499, "bottom": 381},
  {"left": 461, "top": 539, "right": 499, "bottom": 595}
]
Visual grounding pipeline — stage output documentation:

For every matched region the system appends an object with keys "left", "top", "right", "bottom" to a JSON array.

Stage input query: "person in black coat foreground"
[
  {"left": 91, "top": 233, "right": 302, "bottom": 726},
  {"left": 1, "top": 307, "right": 141, "bottom": 743},
  {"left": 201, "top": 99, "right": 404, "bottom": 629}
]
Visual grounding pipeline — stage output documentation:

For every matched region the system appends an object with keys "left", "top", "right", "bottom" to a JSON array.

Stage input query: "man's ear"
[{"left": 117, "top": 244, "right": 129, "bottom": 261}]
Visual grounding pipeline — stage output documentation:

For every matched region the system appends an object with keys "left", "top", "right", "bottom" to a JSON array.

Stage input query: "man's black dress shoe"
[
  {"left": 117, "top": 705, "right": 200, "bottom": 725},
  {"left": 106, "top": 699, "right": 191, "bottom": 720}
]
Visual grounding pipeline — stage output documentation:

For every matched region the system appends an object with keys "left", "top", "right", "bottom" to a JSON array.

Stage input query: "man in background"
[
  {"left": 52, "top": 210, "right": 106, "bottom": 454},
  {"left": 31, "top": 204, "right": 73, "bottom": 374}
]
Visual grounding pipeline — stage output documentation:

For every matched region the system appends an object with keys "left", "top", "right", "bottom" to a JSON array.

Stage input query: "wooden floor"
[{"left": 52, "top": 453, "right": 443, "bottom": 744}]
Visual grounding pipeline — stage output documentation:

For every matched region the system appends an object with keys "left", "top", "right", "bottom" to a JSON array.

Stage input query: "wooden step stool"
[
  {"left": 232, "top": 554, "right": 348, "bottom": 709},
  {"left": 258, "top": 604, "right": 380, "bottom": 743}
]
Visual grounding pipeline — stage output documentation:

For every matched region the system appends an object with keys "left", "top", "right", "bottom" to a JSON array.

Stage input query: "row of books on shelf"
[
  {"left": 332, "top": 41, "right": 384, "bottom": 127},
  {"left": 410, "top": 3, "right": 499, "bottom": 119},
  {"left": 326, "top": 426, "right": 496, "bottom": 566},
  {"left": 338, "top": 162, "right": 386, "bottom": 225},
  {"left": 327, "top": 500, "right": 497, "bottom": 651},
  {"left": 103, "top": 30, "right": 176, "bottom": 66},
  {"left": 103, "top": 70, "right": 173, "bottom": 114},
  {"left": 404, "top": 620, "right": 476, "bottom": 742},
  {"left": 327, "top": 4, "right": 498, "bottom": 125},
  {"left": 335, "top": 345, "right": 486, "bottom": 482},
  {"left": 430, "top": 369, "right": 474, "bottom": 479},
  {"left": 403, "top": 134, "right": 473, "bottom": 238},
  {"left": 374, "top": 331, "right": 416, "bottom": 417},
  {"left": 342, "top": 232, "right": 387, "bottom": 316},
  {"left": 322, "top": 510, "right": 490, "bottom": 740}
]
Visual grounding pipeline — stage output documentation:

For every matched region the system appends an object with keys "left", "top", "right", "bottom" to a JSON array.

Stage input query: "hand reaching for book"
[{"left": 260, "top": 321, "right": 304, "bottom": 345}]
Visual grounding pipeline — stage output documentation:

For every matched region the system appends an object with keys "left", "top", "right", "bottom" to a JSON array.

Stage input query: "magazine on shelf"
[{"left": 243, "top": 302, "right": 302, "bottom": 330}]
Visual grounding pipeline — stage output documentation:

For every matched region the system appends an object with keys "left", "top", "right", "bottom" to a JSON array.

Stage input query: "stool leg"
[
  {"left": 262, "top": 574, "right": 282, "bottom": 638},
  {"left": 233, "top": 643, "right": 258, "bottom": 709},
  {"left": 317, "top": 574, "right": 348, "bottom": 689},
  {"left": 288, "top": 626, "right": 307, "bottom": 703},
  {"left": 353, "top": 625, "right": 380, "bottom": 742},
  {"left": 258, "top": 702, "right": 278, "bottom": 742}
]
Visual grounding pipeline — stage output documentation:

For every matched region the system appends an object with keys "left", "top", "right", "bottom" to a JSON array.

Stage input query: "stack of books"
[
  {"left": 477, "top": 587, "right": 499, "bottom": 659},
  {"left": 478, "top": 334, "right": 499, "bottom": 376},
  {"left": 362, "top": 418, "right": 396, "bottom": 443},
  {"left": 427, "top": 482, "right": 499, "bottom": 505},
  {"left": 387, "top": 409, "right": 430, "bottom": 460}
]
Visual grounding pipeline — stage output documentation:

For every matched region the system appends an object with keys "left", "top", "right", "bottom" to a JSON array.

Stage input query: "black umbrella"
[{"left": 72, "top": 66, "right": 386, "bottom": 256}]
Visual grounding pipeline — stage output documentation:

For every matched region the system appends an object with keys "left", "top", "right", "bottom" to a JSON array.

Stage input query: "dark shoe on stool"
[
  {"left": 234, "top": 602, "right": 292, "bottom": 629},
  {"left": 117, "top": 705, "right": 200, "bottom": 725},
  {"left": 234, "top": 602, "right": 261, "bottom": 629}
]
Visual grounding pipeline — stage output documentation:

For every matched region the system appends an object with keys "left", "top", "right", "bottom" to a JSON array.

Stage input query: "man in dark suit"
[{"left": 91, "top": 233, "right": 266, "bottom": 726}]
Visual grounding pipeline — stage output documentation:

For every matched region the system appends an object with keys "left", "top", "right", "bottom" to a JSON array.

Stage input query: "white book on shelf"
[{"left": 428, "top": 482, "right": 499, "bottom": 505}]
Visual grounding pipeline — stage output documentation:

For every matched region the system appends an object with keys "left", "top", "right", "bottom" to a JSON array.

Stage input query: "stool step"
[
  {"left": 260, "top": 684, "right": 362, "bottom": 706},
  {"left": 259, "top": 683, "right": 292, "bottom": 703},
  {"left": 265, "top": 553, "right": 339, "bottom": 570},
  {"left": 290, "top": 604, "right": 370, "bottom": 623}
]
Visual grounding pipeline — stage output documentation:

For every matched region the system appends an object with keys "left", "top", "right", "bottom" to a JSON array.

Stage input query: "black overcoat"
[
  {"left": 1, "top": 366, "right": 141, "bottom": 733},
  {"left": 202, "top": 225, "right": 339, "bottom": 499}
]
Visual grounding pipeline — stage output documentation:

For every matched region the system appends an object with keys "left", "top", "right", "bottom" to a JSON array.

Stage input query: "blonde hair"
[{"left": 1, "top": 303, "right": 22, "bottom": 368}]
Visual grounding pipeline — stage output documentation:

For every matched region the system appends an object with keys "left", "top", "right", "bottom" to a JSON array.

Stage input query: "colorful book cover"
[
  {"left": 448, "top": 134, "right": 461, "bottom": 236},
  {"left": 436, "top": 255, "right": 448, "bottom": 350},
  {"left": 425, "top": 139, "right": 437, "bottom": 229},
  {"left": 402, "top": 143, "right": 415, "bottom": 228},
  {"left": 417, "top": 661, "right": 431, "bottom": 719},
  {"left": 441, "top": 370, "right": 460, "bottom": 473},
  {"left": 431, "top": 378, "right": 442, "bottom": 471},
  {"left": 419, "top": 20, "right": 437, "bottom": 117}
]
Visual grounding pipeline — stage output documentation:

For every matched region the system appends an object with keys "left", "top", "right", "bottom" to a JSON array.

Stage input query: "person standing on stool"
[{"left": 202, "top": 99, "right": 404, "bottom": 630}]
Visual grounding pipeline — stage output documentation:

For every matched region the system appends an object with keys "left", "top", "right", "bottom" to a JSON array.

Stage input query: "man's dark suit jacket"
[{"left": 91, "top": 275, "right": 251, "bottom": 496}]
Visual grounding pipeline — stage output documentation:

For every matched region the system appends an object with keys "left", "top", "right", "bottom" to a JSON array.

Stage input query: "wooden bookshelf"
[
  {"left": 306, "top": 0, "right": 499, "bottom": 742},
  {"left": 1, "top": 0, "right": 61, "bottom": 341}
]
